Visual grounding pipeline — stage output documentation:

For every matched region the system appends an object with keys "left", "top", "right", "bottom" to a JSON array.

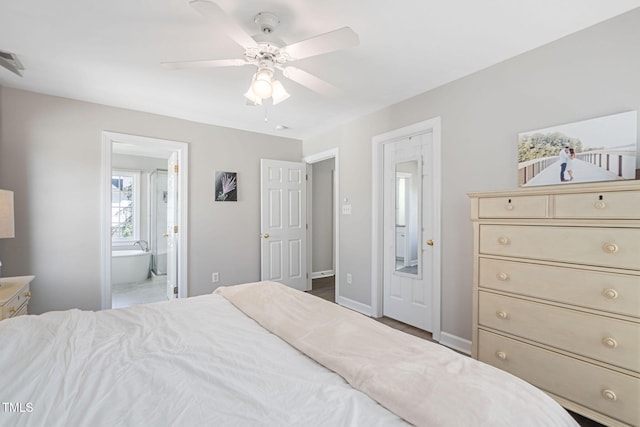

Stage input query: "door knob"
[
  {"left": 426, "top": 239, "right": 434, "bottom": 246},
  {"left": 261, "top": 233, "right": 270, "bottom": 239}
]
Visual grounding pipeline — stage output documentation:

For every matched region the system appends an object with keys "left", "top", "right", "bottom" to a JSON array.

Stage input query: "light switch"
[{"left": 342, "top": 204, "right": 352, "bottom": 215}]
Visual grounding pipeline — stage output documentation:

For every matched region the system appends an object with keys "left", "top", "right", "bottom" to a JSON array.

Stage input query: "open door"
[
  {"left": 260, "top": 159, "right": 308, "bottom": 291},
  {"left": 383, "top": 133, "right": 435, "bottom": 331},
  {"left": 101, "top": 131, "right": 188, "bottom": 310},
  {"left": 166, "top": 152, "right": 179, "bottom": 299}
]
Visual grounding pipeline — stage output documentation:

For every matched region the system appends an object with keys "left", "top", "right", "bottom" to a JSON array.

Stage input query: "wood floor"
[
  {"left": 308, "top": 276, "right": 434, "bottom": 342},
  {"left": 307, "top": 276, "right": 604, "bottom": 427}
]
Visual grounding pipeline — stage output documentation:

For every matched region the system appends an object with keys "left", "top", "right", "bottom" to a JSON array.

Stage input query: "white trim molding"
[
  {"left": 336, "top": 296, "right": 373, "bottom": 317},
  {"left": 439, "top": 332, "right": 472, "bottom": 355},
  {"left": 311, "top": 270, "right": 335, "bottom": 279},
  {"left": 371, "top": 117, "right": 442, "bottom": 342}
]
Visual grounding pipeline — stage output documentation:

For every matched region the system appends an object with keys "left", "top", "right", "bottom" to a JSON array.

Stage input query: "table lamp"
[{"left": 0, "top": 189, "right": 15, "bottom": 280}]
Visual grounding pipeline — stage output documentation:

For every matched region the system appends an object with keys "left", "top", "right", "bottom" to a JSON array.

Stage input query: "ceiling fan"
[{"left": 162, "top": 0, "right": 359, "bottom": 106}]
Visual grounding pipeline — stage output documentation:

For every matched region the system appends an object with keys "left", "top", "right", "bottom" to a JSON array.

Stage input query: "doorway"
[
  {"left": 382, "top": 134, "right": 433, "bottom": 330},
  {"left": 311, "top": 158, "right": 335, "bottom": 275},
  {"left": 101, "top": 132, "right": 189, "bottom": 309},
  {"left": 259, "top": 159, "right": 308, "bottom": 291},
  {"left": 304, "top": 149, "right": 339, "bottom": 302},
  {"left": 372, "top": 118, "right": 441, "bottom": 341}
]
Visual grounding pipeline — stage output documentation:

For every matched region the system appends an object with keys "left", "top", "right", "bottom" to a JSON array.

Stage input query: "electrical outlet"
[
  {"left": 212, "top": 272, "right": 219, "bottom": 283},
  {"left": 346, "top": 273, "right": 352, "bottom": 284}
]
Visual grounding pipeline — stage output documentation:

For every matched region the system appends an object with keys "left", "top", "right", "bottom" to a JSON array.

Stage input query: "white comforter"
[
  {"left": 216, "top": 282, "right": 579, "bottom": 427},
  {"left": 0, "top": 294, "right": 407, "bottom": 427}
]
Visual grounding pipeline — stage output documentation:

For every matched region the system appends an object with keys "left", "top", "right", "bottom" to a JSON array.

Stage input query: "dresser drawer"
[
  {"left": 554, "top": 191, "right": 640, "bottom": 219},
  {"left": 2, "top": 283, "right": 31, "bottom": 319},
  {"left": 478, "top": 291, "right": 640, "bottom": 372},
  {"left": 478, "top": 258, "right": 640, "bottom": 318},
  {"left": 479, "top": 224, "right": 640, "bottom": 270},
  {"left": 478, "top": 195, "right": 548, "bottom": 218},
  {"left": 478, "top": 330, "right": 640, "bottom": 427},
  {"left": 13, "top": 302, "right": 28, "bottom": 317}
]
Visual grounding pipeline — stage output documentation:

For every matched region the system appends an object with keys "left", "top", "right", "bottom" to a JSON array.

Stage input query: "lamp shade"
[
  {"left": 251, "top": 69, "right": 274, "bottom": 99},
  {"left": 0, "top": 189, "right": 15, "bottom": 239},
  {"left": 270, "top": 79, "right": 290, "bottom": 105},
  {"left": 244, "top": 82, "right": 263, "bottom": 106}
]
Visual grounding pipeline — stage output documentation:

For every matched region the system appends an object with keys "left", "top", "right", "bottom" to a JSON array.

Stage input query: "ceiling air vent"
[{"left": 0, "top": 50, "right": 24, "bottom": 77}]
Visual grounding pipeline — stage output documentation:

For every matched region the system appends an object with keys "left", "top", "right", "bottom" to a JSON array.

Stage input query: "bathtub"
[{"left": 112, "top": 250, "right": 152, "bottom": 286}]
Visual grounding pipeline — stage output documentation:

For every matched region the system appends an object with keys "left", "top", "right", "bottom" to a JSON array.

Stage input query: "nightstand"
[{"left": 0, "top": 276, "right": 34, "bottom": 320}]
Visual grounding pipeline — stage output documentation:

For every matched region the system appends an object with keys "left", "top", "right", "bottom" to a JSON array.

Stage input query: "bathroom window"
[{"left": 111, "top": 170, "right": 140, "bottom": 243}]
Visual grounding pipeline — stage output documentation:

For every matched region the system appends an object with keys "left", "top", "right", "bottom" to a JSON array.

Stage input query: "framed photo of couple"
[{"left": 517, "top": 110, "right": 638, "bottom": 187}]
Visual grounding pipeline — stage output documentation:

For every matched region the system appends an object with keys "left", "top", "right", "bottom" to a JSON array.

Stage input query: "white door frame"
[
  {"left": 304, "top": 148, "right": 339, "bottom": 302},
  {"left": 371, "top": 118, "right": 441, "bottom": 341},
  {"left": 101, "top": 131, "right": 189, "bottom": 309}
]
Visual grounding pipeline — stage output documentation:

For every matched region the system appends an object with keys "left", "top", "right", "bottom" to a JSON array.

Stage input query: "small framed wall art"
[{"left": 215, "top": 171, "right": 237, "bottom": 202}]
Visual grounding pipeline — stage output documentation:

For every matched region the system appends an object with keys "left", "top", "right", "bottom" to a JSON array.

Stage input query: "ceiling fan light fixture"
[
  {"left": 169, "top": 5, "right": 361, "bottom": 112},
  {"left": 252, "top": 69, "right": 273, "bottom": 98},
  {"left": 271, "top": 79, "right": 290, "bottom": 105},
  {"left": 244, "top": 83, "right": 262, "bottom": 105}
]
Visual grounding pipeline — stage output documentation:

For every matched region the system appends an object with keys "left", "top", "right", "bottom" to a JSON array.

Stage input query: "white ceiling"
[{"left": 1, "top": 1, "right": 639, "bottom": 140}]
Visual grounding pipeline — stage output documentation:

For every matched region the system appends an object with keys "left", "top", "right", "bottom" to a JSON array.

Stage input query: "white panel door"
[
  {"left": 260, "top": 159, "right": 308, "bottom": 291},
  {"left": 383, "top": 133, "right": 434, "bottom": 331},
  {"left": 166, "top": 152, "right": 179, "bottom": 299}
]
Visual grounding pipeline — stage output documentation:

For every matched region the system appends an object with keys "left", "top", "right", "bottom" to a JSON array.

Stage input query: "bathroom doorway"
[{"left": 101, "top": 132, "right": 189, "bottom": 309}]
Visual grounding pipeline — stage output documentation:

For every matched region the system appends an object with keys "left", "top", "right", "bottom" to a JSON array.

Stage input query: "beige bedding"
[{"left": 215, "top": 281, "right": 578, "bottom": 426}]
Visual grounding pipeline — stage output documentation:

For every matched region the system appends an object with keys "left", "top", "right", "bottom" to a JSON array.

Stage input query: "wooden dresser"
[
  {"left": 0, "top": 276, "right": 34, "bottom": 320},
  {"left": 468, "top": 181, "right": 640, "bottom": 427}
]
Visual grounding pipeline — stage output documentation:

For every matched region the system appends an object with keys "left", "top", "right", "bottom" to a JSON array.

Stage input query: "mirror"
[{"left": 395, "top": 160, "right": 420, "bottom": 276}]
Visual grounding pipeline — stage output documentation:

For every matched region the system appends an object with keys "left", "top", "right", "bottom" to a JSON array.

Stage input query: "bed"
[{"left": 0, "top": 281, "right": 578, "bottom": 426}]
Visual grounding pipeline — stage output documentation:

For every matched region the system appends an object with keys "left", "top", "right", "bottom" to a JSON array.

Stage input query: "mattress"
[{"left": 0, "top": 281, "right": 578, "bottom": 426}]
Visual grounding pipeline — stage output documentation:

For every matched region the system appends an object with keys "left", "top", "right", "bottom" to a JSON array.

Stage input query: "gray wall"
[
  {"left": 311, "top": 158, "right": 334, "bottom": 274},
  {"left": 0, "top": 9, "right": 638, "bottom": 341},
  {"left": 302, "top": 9, "right": 640, "bottom": 342},
  {"left": 0, "top": 88, "right": 302, "bottom": 314}
]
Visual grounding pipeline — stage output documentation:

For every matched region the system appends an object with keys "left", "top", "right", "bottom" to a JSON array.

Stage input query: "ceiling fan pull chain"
[{"left": 264, "top": 104, "right": 269, "bottom": 122}]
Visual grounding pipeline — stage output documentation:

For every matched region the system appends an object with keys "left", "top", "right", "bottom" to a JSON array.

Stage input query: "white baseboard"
[
  {"left": 334, "top": 293, "right": 471, "bottom": 355},
  {"left": 439, "top": 332, "right": 472, "bottom": 355},
  {"left": 311, "top": 270, "right": 335, "bottom": 279},
  {"left": 336, "top": 295, "right": 373, "bottom": 317}
]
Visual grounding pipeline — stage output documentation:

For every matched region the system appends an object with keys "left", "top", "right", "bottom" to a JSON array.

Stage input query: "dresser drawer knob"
[
  {"left": 24, "top": 291, "right": 32, "bottom": 298},
  {"left": 9, "top": 307, "right": 17, "bottom": 313},
  {"left": 497, "top": 272, "right": 509, "bottom": 281},
  {"left": 601, "top": 389, "right": 617, "bottom": 401},
  {"left": 602, "top": 243, "right": 618, "bottom": 254},
  {"left": 602, "top": 289, "right": 618, "bottom": 300},
  {"left": 594, "top": 201, "right": 606, "bottom": 210},
  {"left": 504, "top": 204, "right": 514, "bottom": 211},
  {"left": 602, "top": 337, "right": 618, "bottom": 349},
  {"left": 497, "top": 237, "right": 510, "bottom": 246},
  {"left": 496, "top": 311, "right": 508, "bottom": 319},
  {"left": 495, "top": 351, "right": 507, "bottom": 360}
]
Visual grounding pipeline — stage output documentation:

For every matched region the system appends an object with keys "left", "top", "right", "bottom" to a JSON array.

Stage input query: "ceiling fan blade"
[
  {"left": 281, "top": 66, "right": 340, "bottom": 97},
  {"left": 161, "top": 58, "right": 248, "bottom": 70},
  {"left": 0, "top": 56, "right": 23, "bottom": 77},
  {"left": 189, "top": 0, "right": 258, "bottom": 48},
  {"left": 284, "top": 27, "right": 359, "bottom": 60}
]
